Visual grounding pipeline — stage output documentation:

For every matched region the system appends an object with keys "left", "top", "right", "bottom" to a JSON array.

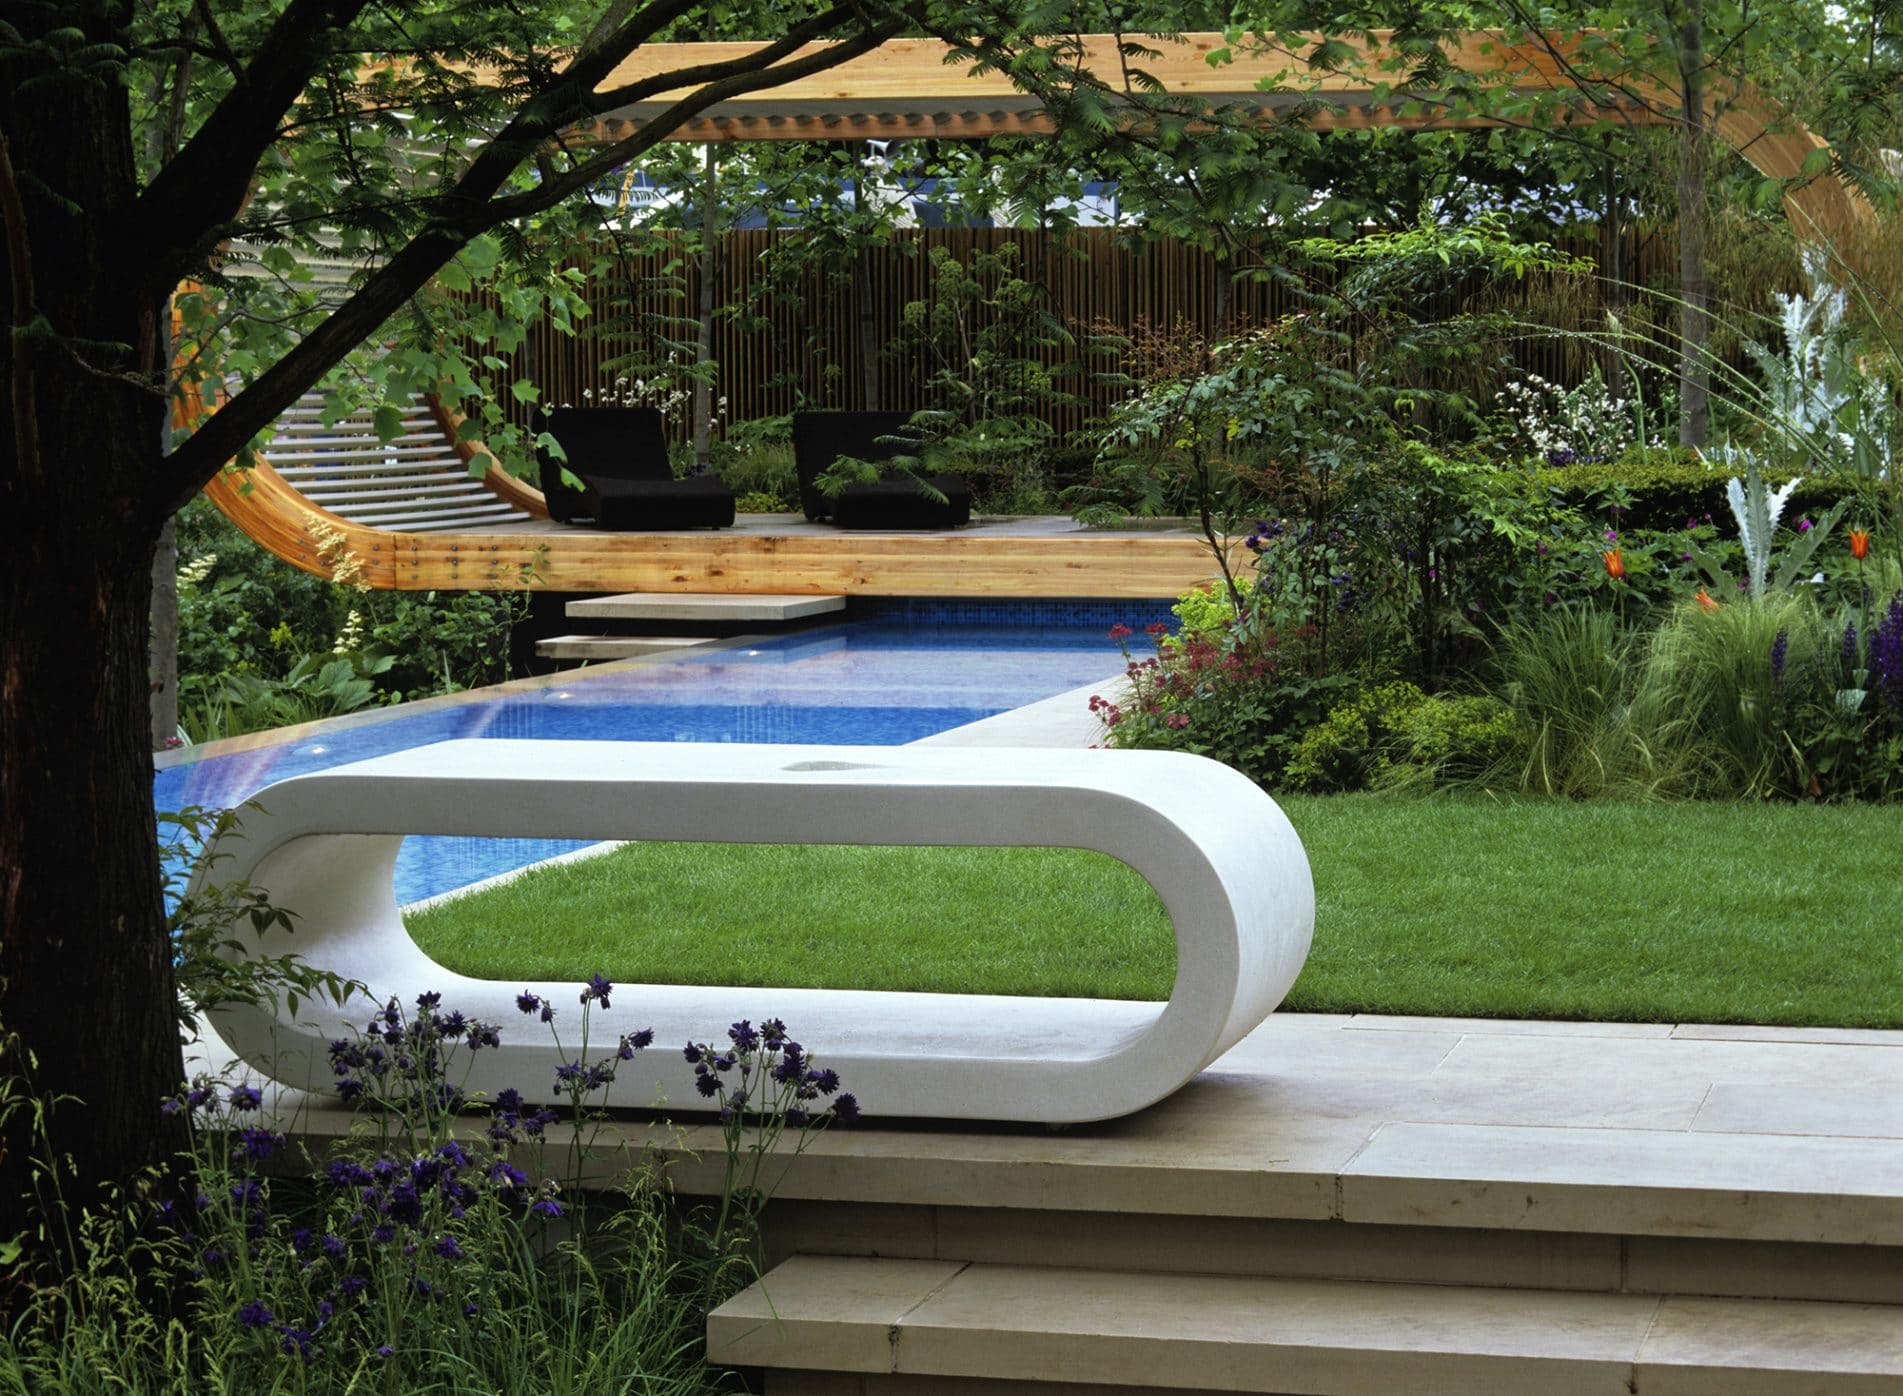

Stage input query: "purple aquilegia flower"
[
  {"left": 228, "top": 1083, "right": 262, "bottom": 1111},
  {"left": 516, "top": 992, "right": 542, "bottom": 1016},
  {"left": 581, "top": 974, "right": 612, "bottom": 1008},
  {"left": 1869, "top": 591, "right": 1903, "bottom": 715},
  {"left": 237, "top": 1127, "right": 283, "bottom": 1162},
  {"left": 238, "top": 1300, "right": 275, "bottom": 1329}
]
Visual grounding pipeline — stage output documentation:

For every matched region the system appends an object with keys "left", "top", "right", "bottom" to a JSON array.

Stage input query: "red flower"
[
  {"left": 1603, "top": 549, "right": 1625, "bottom": 580},
  {"left": 1850, "top": 528, "right": 1871, "bottom": 561}
]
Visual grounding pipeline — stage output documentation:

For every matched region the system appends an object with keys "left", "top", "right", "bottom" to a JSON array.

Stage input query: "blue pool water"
[{"left": 155, "top": 612, "right": 1162, "bottom": 904}]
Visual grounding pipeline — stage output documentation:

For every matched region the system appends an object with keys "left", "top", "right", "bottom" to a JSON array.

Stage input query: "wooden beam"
[
  {"left": 202, "top": 460, "right": 1231, "bottom": 598},
  {"left": 588, "top": 31, "right": 1863, "bottom": 242}
]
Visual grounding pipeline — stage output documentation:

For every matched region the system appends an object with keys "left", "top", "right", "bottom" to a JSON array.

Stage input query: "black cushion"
[
  {"left": 791, "top": 411, "right": 967, "bottom": 528},
  {"left": 536, "top": 406, "right": 734, "bottom": 530},
  {"left": 586, "top": 474, "right": 736, "bottom": 530},
  {"left": 831, "top": 476, "right": 973, "bottom": 530}
]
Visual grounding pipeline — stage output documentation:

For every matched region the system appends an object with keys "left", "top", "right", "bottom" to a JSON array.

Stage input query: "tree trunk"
[
  {"left": 1601, "top": 138, "right": 1634, "bottom": 399},
  {"left": 852, "top": 143, "right": 881, "bottom": 411},
  {"left": 1677, "top": 5, "right": 1711, "bottom": 448},
  {"left": 692, "top": 143, "right": 719, "bottom": 469},
  {"left": 150, "top": 516, "right": 179, "bottom": 749},
  {"left": 1, "top": 32, "right": 188, "bottom": 1233}
]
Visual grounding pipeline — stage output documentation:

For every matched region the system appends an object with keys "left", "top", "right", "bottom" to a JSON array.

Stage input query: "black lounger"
[
  {"left": 536, "top": 407, "right": 735, "bottom": 530},
  {"left": 791, "top": 411, "right": 972, "bottom": 530}
]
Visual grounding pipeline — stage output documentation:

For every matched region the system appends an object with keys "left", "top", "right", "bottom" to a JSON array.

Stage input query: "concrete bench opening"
[{"left": 203, "top": 740, "right": 1313, "bottom": 1124}]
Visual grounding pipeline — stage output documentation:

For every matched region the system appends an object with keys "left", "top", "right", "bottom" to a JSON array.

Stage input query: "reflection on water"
[{"left": 156, "top": 619, "right": 1149, "bottom": 903}]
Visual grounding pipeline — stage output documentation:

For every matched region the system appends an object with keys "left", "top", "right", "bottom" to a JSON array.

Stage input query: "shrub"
[
  {"left": 1643, "top": 589, "right": 1900, "bottom": 800},
  {"left": 1284, "top": 682, "right": 1521, "bottom": 793},
  {"left": 1530, "top": 448, "right": 1851, "bottom": 532},
  {"left": 1094, "top": 620, "right": 1357, "bottom": 786}
]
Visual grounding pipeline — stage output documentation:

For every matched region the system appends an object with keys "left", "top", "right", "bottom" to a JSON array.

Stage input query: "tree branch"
[
  {"left": 134, "top": 0, "right": 375, "bottom": 294},
  {"left": 156, "top": 7, "right": 915, "bottom": 507}
]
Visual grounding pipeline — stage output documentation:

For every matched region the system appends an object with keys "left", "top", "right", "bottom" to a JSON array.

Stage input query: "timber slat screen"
[{"left": 465, "top": 224, "right": 1682, "bottom": 449}]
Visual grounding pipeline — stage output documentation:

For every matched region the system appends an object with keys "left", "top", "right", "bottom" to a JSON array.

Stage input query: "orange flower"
[
  {"left": 1695, "top": 588, "right": 1721, "bottom": 613},
  {"left": 1603, "top": 549, "right": 1625, "bottom": 580},
  {"left": 1850, "top": 528, "right": 1871, "bottom": 561}
]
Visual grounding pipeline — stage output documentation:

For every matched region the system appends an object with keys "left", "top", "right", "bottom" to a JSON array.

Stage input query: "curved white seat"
[{"left": 203, "top": 739, "right": 1313, "bottom": 1124}]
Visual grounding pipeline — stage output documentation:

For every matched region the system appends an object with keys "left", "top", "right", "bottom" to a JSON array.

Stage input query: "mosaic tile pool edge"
[{"left": 850, "top": 597, "right": 1176, "bottom": 628}]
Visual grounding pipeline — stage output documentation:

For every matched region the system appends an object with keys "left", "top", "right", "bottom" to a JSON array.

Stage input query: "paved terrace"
[{"left": 185, "top": 663, "right": 1903, "bottom": 1390}]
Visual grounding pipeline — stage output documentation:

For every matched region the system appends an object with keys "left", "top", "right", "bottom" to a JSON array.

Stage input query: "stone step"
[
  {"left": 533, "top": 635, "right": 719, "bottom": 660},
  {"left": 565, "top": 592, "right": 845, "bottom": 623},
  {"left": 756, "top": 1202, "right": 1903, "bottom": 1308},
  {"left": 709, "top": 1256, "right": 1903, "bottom": 1396}
]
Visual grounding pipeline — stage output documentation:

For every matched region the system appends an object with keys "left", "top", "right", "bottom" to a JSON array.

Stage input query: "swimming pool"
[{"left": 155, "top": 608, "right": 1163, "bottom": 903}]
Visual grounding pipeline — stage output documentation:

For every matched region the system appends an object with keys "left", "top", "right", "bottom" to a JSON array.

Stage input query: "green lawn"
[{"left": 405, "top": 795, "right": 1903, "bottom": 1028}]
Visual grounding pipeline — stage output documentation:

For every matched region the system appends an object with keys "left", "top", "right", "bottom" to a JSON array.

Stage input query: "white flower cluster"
[
  {"left": 332, "top": 608, "right": 366, "bottom": 656},
  {"left": 178, "top": 552, "right": 219, "bottom": 586},
  {"left": 571, "top": 360, "right": 711, "bottom": 424},
  {"left": 309, "top": 518, "right": 370, "bottom": 593},
  {"left": 1496, "top": 370, "right": 1657, "bottom": 461}
]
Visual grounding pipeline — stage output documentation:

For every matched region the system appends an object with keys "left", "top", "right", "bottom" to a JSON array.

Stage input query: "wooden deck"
[{"left": 204, "top": 459, "right": 1226, "bottom": 598}]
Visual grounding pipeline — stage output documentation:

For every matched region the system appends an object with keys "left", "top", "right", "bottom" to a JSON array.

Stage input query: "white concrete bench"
[{"left": 203, "top": 739, "right": 1313, "bottom": 1123}]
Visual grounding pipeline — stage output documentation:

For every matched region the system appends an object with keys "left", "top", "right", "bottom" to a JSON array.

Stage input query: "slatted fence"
[{"left": 463, "top": 224, "right": 1694, "bottom": 448}]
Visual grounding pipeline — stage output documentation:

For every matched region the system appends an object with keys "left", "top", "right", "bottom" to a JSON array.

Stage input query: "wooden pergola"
[{"left": 205, "top": 32, "right": 1859, "bottom": 598}]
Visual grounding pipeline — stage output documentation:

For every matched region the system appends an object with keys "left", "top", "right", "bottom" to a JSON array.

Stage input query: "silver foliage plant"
[
  {"left": 1745, "top": 247, "right": 1894, "bottom": 483},
  {"left": 1699, "top": 446, "right": 1848, "bottom": 600}
]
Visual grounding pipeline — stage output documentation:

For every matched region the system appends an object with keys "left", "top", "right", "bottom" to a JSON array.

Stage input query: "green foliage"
[
  {"left": 711, "top": 434, "right": 798, "bottom": 512},
  {"left": 4, "top": 856, "right": 853, "bottom": 1390},
  {"left": 0, "top": 1079, "right": 757, "bottom": 1394},
  {"left": 1485, "top": 590, "right": 1903, "bottom": 802},
  {"left": 175, "top": 498, "right": 338, "bottom": 683},
  {"left": 1079, "top": 214, "right": 1593, "bottom": 622},
  {"left": 1487, "top": 606, "right": 1677, "bottom": 799},
  {"left": 1693, "top": 450, "right": 1851, "bottom": 601},
  {"left": 182, "top": 652, "right": 393, "bottom": 743},
  {"left": 175, "top": 500, "right": 529, "bottom": 740},
  {"left": 163, "top": 806, "right": 363, "bottom": 1041},
  {"left": 1169, "top": 582, "right": 1245, "bottom": 646},
  {"left": 813, "top": 243, "right": 1078, "bottom": 513},
  {"left": 1285, "top": 681, "right": 1520, "bottom": 793}
]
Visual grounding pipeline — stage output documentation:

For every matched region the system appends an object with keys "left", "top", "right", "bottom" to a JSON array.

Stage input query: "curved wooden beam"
[{"left": 423, "top": 395, "right": 550, "bottom": 521}]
